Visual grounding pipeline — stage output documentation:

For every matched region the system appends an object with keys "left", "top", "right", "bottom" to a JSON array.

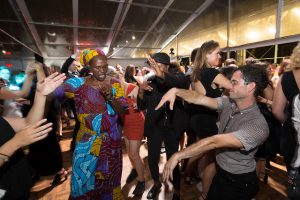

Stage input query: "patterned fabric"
[
  {"left": 55, "top": 77, "right": 127, "bottom": 200},
  {"left": 79, "top": 48, "right": 105, "bottom": 66}
]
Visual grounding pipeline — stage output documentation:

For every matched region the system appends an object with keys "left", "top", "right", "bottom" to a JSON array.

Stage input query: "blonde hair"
[
  {"left": 191, "top": 40, "right": 220, "bottom": 82},
  {"left": 290, "top": 42, "right": 300, "bottom": 70}
]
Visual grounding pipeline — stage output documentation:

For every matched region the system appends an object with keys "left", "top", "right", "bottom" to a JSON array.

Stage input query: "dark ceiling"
[{"left": 0, "top": 0, "right": 210, "bottom": 59}]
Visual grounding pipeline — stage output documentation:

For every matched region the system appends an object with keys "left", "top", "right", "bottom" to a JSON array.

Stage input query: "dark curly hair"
[{"left": 234, "top": 64, "right": 269, "bottom": 97}]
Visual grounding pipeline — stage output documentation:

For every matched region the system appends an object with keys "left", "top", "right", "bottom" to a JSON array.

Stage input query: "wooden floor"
[{"left": 30, "top": 121, "right": 289, "bottom": 200}]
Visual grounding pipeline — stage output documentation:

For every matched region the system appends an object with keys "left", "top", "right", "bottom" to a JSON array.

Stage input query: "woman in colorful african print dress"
[{"left": 55, "top": 49, "right": 127, "bottom": 199}]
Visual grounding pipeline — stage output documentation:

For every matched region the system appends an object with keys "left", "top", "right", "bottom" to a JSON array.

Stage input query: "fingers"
[
  {"left": 169, "top": 98, "right": 175, "bottom": 110},
  {"left": 34, "top": 126, "right": 52, "bottom": 138},
  {"left": 34, "top": 122, "right": 53, "bottom": 134},
  {"left": 32, "top": 128, "right": 51, "bottom": 142},
  {"left": 155, "top": 99, "right": 165, "bottom": 110},
  {"left": 165, "top": 179, "right": 174, "bottom": 191},
  {"left": 32, "top": 119, "right": 48, "bottom": 129},
  {"left": 44, "top": 73, "right": 66, "bottom": 83}
]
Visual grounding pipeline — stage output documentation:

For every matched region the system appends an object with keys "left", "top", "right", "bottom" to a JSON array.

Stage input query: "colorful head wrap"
[{"left": 79, "top": 48, "right": 106, "bottom": 66}]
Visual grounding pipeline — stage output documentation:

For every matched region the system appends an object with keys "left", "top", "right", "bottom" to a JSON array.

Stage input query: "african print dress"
[{"left": 56, "top": 77, "right": 127, "bottom": 200}]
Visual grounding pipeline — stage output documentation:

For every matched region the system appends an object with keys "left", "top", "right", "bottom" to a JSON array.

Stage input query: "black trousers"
[
  {"left": 206, "top": 166, "right": 258, "bottom": 200},
  {"left": 147, "top": 126, "right": 180, "bottom": 190}
]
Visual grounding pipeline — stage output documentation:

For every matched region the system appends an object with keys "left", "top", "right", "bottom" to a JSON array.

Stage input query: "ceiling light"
[
  {"left": 47, "top": 32, "right": 56, "bottom": 37},
  {"left": 267, "top": 27, "right": 276, "bottom": 35},
  {"left": 126, "top": 40, "right": 128, "bottom": 44},
  {"left": 292, "top": 8, "right": 300, "bottom": 16},
  {"left": 246, "top": 30, "right": 260, "bottom": 40},
  {"left": 2, "top": 50, "right": 6, "bottom": 54},
  {"left": 132, "top": 36, "right": 136, "bottom": 40}
]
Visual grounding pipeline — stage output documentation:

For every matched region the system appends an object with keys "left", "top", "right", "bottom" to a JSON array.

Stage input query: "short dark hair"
[{"left": 234, "top": 64, "right": 269, "bottom": 97}]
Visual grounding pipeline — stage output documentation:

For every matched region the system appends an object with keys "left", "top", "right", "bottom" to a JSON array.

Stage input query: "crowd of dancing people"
[{"left": 0, "top": 40, "right": 299, "bottom": 200}]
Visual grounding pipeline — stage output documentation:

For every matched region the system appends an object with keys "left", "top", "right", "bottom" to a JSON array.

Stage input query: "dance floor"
[{"left": 30, "top": 121, "right": 289, "bottom": 200}]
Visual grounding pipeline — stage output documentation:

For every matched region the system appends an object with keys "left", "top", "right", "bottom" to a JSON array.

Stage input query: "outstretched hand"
[
  {"left": 36, "top": 72, "right": 66, "bottom": 95},
  {"left": 147, "top": 56, "right": 164, "bottom": 78},
  {"left": 162, "top": 154, "right": 179, "bottom": 187},
  {"left": 155, "top": 88, "right": 177, "bottom": 110},
  {"left": 14, "top": 119, "right": 52, "bottom": 147},
  {"left": 25, "top": 62, "right": 43, "bottom": 75}
]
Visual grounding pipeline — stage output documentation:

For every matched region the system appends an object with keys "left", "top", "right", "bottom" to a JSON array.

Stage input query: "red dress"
[{"left": 123, "top": 83, "right": 145, "bottom": 140}]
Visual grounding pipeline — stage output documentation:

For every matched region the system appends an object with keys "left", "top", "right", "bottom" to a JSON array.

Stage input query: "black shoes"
[
  {"left": 147, "top": 183, "right": 161, "bottom": 199},
  {"left": 132, "top": 181, "right": 145, "bottom": 196},
  {"left": 126, "top": 169, "right": 138, "bottom": 184}
]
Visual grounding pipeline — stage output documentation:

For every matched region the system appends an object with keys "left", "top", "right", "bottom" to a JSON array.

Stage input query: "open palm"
[{"left": 37, "top": 72, "right": 66, "bottom": 95}]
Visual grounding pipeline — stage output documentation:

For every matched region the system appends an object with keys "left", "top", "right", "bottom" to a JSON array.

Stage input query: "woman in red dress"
[{"left": 123, "top": 65, "right": 145, "bottom": 196}]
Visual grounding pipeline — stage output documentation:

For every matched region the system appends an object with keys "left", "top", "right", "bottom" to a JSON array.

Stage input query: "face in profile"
[
  {"left": 90, "top": 56, "right": 108, "bottom": 81},
  {"left": 206, "top": 47, "right": 221, "bottom": 67}
]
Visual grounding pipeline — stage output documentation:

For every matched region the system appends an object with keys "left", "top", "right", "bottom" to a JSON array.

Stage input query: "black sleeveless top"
[
  {"left": 189, "top": 68, "right": 222, "bottom": 138},
  {"left": 0, "top": 117, "right": 32, "bottom": 199},
  {"left": 282, "top": 71, "right": 299, "bottom": 102}
]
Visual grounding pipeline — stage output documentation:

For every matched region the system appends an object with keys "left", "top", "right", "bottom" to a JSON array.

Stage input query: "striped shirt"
[{"left": 216, "top": 96, "right": 269, "bottom": 174}]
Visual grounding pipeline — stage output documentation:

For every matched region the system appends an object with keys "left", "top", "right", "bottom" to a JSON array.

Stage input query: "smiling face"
[
  {"left": 90, "top": 56, "right": 108, "bottom": 81},
  {"left": 229, "top": 70, "right": 255, "bottom": 100},
  {"left": 206, "top": 47, "right": 221, "bottom": 67}
]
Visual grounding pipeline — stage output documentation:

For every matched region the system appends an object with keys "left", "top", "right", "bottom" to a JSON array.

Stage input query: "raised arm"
[
  {"left": 272, "top": 76, "right": 287, "bottom": 123},
  {"left": 0, "top": 62, "right": 46, "bottom": 100},
  {"left": 4, "top": 72, "right": 66, "bottom": 132},
  {"left": 213, "top": 74, "right": 233, "bottom": 90},
  {"left": 155, "top": 87, "right": 218, "bottom": 110}
]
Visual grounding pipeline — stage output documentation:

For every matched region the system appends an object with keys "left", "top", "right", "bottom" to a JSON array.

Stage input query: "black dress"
[
  {"left": 189, "top": 68, "right": 222, "bottom": 138},
  {"left": 0, "top": 117, "right": 33, "bottom": 200}
]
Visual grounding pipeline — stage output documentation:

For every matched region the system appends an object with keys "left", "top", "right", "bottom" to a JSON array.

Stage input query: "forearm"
[
  {"left": 176, "top": 88, "right": 218, "bottom": 109},
  {"left": 272, "top": 109, "right": 286, "bottom": 124},
  {"left": 0, "top": 138, "right": 21, "bottom": 167},
  {"left": 176, "top": 137, "right": 217, "bottom": 161},
  {"left": 25, "top": 91, "right": 47, "bottom": 124},
  {"left": 18, "top": 74, "right": 34, "bottom": 97}
]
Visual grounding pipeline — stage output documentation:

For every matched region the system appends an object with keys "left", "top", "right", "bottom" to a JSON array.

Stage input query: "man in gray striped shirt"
[{"left": 156, "top": 65, "right": 269, "bottom": 200}]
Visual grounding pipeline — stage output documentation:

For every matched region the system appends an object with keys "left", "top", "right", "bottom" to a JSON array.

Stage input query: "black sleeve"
[
  {"left": 198, "top": 68, "right": 219, "bottom": 85},
  {"left": 156, "top": 72, "right": 190, "bottom": 91}
]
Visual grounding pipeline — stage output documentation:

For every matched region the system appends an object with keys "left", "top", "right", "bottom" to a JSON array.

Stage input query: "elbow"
[{"left": 272, "top": 109, "right": 285, "bottom": 123}]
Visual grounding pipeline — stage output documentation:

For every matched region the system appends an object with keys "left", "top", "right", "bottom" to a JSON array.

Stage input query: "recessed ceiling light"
[
  {"left": 132, "top": 36, "right": 136, "bottom": 40},
  {"left": 47, "top": 32, "right": 56, "bottom": 37},
  {"left": 126, "top": 40, "right": 128, "bottom": 43},
  {"left": 2, "top": 50, "right": 6, "bottom": 54}
]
